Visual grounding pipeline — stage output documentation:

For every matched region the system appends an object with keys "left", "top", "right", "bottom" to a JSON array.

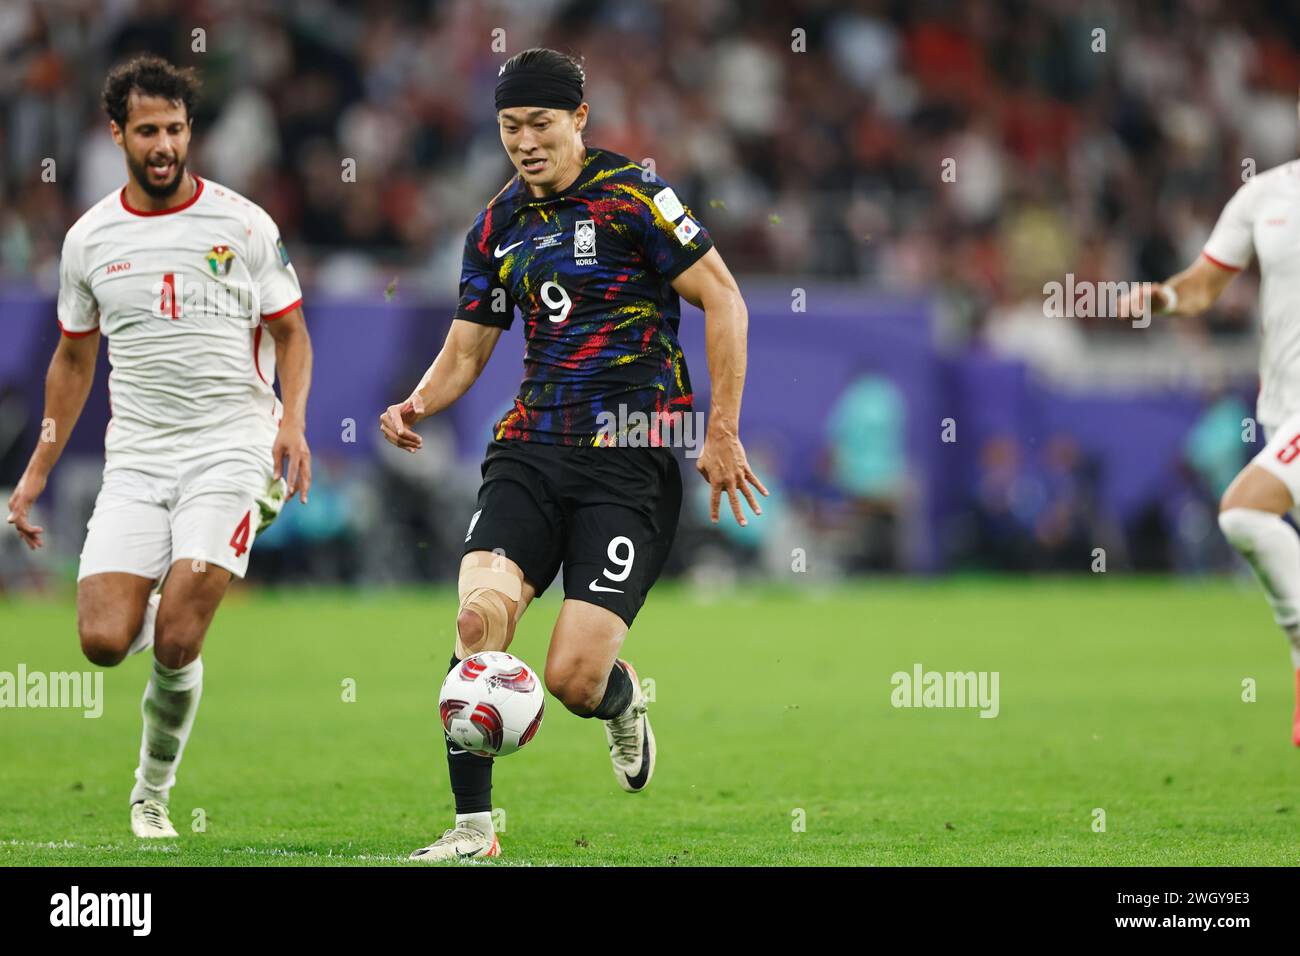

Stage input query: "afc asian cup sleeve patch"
[
  {"left": 276, "top": 237, "right": 291, "bottom": 267},
  {"left": 653, "top": 187, "right": 686, "bottom": 223},
  {"left": 673, "top": 216, "right": 701, "bottom": 246}
]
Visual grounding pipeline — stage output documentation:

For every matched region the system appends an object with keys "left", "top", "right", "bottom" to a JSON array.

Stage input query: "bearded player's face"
[
  {"left": 498, "top": 105, "right": 587, "bottom": 192},
  {"left": 112, "top": 93, "right": 191, "bottom": 199}
]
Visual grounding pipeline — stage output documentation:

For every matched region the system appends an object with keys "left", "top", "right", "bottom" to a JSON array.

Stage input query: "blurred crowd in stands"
[
  {"left": 0, "top": 0, "right": 1288, "bottom": 586},
  {"left": 4, "top": 0, "right": 1297, "bottom": 324}
]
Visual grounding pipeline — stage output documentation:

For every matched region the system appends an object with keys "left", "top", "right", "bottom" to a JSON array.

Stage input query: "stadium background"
[
  {"left": 6, "top": 0, "right": 1300, "bottom": 870},
  {"left": 3, "top": 0, "right": 1296, "bottom": 591}
]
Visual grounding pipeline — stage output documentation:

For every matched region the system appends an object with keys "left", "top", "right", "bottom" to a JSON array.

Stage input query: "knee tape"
[{"left": 457, "top": 566, "right": 522, "bottom": 646}]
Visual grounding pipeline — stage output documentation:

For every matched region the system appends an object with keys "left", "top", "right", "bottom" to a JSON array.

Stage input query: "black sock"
[
  {"left": 589, "top": 661, "right": 634, "bottom": 720},
  {"left": 445, "top": 655, "right": 493, "bottom": 814}
]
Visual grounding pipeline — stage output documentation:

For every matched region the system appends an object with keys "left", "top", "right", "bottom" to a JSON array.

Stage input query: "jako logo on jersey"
[
  {"left": 105, "top": 261, "right": 132, "bottom": 275},
  {"left": 574, "top": 219, "right": 597, "bottom": 264},
  {"left": 206, "top": 245, "right": 236, "bottom": 277}
]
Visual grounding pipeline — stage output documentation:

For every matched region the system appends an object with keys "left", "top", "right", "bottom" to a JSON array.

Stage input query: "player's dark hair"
[
  {"left": 499, "top": 47, "right": 585, "bottom": 104},
  {"left": 102, "top": 55, "right": 200, "bottom": 129}
]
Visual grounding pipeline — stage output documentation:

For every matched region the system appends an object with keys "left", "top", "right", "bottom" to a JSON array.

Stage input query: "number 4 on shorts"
[
  {"left": 1278, "top": 434, "right": 1300, "bottom": 465},
  {"left": 230, "top": 511, "right": 252, "bottom": 558}
]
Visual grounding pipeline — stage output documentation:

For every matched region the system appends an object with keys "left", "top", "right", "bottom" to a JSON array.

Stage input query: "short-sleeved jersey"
[
  {"left": 454, "top": 148, "right": 713, "bottom": 445},
  {"left": 1202, "top": 160, "right": 1300, "bottom": 428},
  {"left": 57, "top": 176, "right": 302, "bottom": 463}
]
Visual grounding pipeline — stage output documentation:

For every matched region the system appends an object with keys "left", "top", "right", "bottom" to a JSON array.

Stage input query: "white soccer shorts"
[{"left": 78, "top": 453, "right": 270, "bottom": 582}]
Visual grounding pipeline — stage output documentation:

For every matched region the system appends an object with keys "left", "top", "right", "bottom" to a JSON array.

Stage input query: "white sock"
[
  {"left": 1219, "top": 508, "right": 1300, "bottom": 667},
  {"left": 456, "top": 811, "right": 494, "bottom": 836},
  {"left": 130, "top": 656, "right": 203, "bottom": 805},
  {"left": 126, "top": 593, "right": 160, "bottom": 658}
]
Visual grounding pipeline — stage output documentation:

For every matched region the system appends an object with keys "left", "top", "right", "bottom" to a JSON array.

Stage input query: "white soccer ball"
[{"left": 439, "top": 651, "right": 545, "bottom": 757}]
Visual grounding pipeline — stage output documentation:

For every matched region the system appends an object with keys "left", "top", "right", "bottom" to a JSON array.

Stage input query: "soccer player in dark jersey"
[{"left": 380, "top": 48, "right": 766, "bottom": 861}]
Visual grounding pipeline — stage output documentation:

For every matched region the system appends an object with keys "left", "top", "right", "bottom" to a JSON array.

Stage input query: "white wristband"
[{"left": 1154, "top": 283, "right": 1177, "bottom": 315}]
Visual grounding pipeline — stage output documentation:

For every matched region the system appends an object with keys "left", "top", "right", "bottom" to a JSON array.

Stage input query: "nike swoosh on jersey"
[
  {"left": 589, "top": 579, "right": 624, "bottom": 594},
  {"left": 494, "top": 240, "right": 525, "bottom": 258}
]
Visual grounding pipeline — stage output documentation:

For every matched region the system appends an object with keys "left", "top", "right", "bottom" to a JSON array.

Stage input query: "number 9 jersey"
[{"left": 454, "top": 148, "right": 713, "bottom": 446}]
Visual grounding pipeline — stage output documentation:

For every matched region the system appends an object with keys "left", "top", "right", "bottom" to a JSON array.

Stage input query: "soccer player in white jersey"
[
  {"left": 5, "top": 56, "right": 314, "bottom": 835},
  {"left": 1125, "top": 98, "right": 1300, "bottom": 745}
]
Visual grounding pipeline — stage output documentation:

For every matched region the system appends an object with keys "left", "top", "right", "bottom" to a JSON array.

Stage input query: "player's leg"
[
  {"left": 410, "top": 551, "right": 538, "bottom": 862},
  {"left": 1218, "top": 425, "right": 1300, "bottom": 744},
  {"left": 544, "top": 599, "right": 629, "bottom": 715},
  {"left": 411, "top": 460, "right": 561, "bottom": 862},
  {"left": 544, "top": 598, "right": 656, "bottom": 792},
  {"left": 128, "top": 559, "right": 231, "bottom": 837},
  {"left": 453, "top": 550, "right": 536, "bottom": 659},
  {"left": 76, "top": 469, "right": 174, "bottom": 665},
  {"left": 126, "top": 471, "right": 254, "bottom": 837},
  {"left": 76, "top": 573, "right": 155, "bottom": 667},
  {"left": 554, "top": 453, "right": 681, "bottom": 792}
]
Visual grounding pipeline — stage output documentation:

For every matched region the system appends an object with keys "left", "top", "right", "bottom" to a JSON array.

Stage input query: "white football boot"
[
  {"left": 604, "top": 660, "right": 655, "bottom": 793},
  {"left": 130, "top": 799, "right": 178, "bottom": 838},
  {"left": 409, "top": 823, "right": 500, "bottom": 862},
  {"left": 256, "top": 476, "right": 288, "bottom": 534}
]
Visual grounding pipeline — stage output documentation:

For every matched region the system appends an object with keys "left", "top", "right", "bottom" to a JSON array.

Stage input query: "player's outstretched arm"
[
  {"left": 671, "top": 248, "right": 769, "bottom": 527},
  {"left": 1123, "top": 253, "right": 1240, "bottom": 320},
  {"left": 6, "top": 331, "right": 100, "bottom": 549},
  {"left": 266, "top": 306, "right": 313, "bottom": 504},
  {"left": 380, "top": 319, "right": 503, "bottom": 453}
]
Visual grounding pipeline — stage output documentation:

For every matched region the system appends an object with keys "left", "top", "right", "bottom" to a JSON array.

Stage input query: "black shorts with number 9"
[{"left": 462, "top": 439, "right": 683, "bottom": 627}]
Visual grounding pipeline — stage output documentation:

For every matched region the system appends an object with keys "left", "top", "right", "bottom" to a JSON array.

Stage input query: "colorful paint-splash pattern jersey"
[{"left": 454, "top": 148, "right": 713, "bottom": 445}]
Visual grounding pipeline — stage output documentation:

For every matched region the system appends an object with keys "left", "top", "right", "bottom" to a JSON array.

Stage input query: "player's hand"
[
  {"left": 696, "top": 427, "right": 768, "bottom": 527},
  {"left": 1121, "top": 282, "right": 1167, "bottom": 321},
  {"left": 6, "top": 472, "right": 48, "bottom": 550},
  {"left": 273, "top": 420, "right": 312, "bottom": 504},
  {"left": 380, "top": 394, "right": 425, "bottom": 453}
]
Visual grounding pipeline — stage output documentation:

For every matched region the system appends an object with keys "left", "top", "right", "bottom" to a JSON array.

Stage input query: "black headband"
[{"left": 495, "top": 67, "right": 583, "bottom": 112}]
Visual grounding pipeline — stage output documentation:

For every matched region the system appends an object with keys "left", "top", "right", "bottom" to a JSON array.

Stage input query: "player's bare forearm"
[
  {"left": 411, "top": 320, "right": 503, "bottom": 418},
  {"left": 1164, "top": 255, "right": 1239, "bottom": 314},
  {"left": 1126, "top": 254, "right": 1239, "bottom": 319},
  {"left": 267, "top": 307, "right": 312, "bottom": 427},
  {"left": 26, "top": 333, "right": 99, "bottom": 479},
  {"left": 8, "top": 332, "right": 99, "bottom": 547},
  {"left": 266, "top": 307, "right": 313, "bottom": 501},
  {"left": 670, "top": 249, "right": 768, "bottom": 524},
  {"left": 671, "top": 248, "right": 747, "bottom": 432},
  {"left": 701, "top": 287, "right": 747, "bottom": 436},
  {"left": 381, "top": 320, "right": 502, "bottom": 452}
]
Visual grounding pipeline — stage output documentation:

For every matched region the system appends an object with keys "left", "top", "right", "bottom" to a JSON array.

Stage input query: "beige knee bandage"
[{"left": 457, "top": 566, "right": 523, "bottom": 648}]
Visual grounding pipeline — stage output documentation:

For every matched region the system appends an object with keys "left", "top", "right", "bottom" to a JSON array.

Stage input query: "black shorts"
[{"left": 461, "top": 439, "right": 683, "bottom": 627}]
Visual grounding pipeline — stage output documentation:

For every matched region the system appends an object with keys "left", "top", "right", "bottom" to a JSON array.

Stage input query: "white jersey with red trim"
[
  {"left": 1202, "top": 160, "right": 1300, "bottom": 429},
  {"left": 56, "top": 176, "right": 302, "bottom": 464}
]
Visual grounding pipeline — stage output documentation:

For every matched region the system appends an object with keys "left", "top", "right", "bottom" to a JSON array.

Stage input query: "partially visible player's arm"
[
  {"left": 6, "top": 330, "right": 101, "bottom": 549},
  {"left": 265, "top": 305, "right": 313, "bottom": 503},
  {"left": 380, "top": 319, "right": 503, "bottom": 453},
  {"left": 1127, "top": 178, "right": 1254, "bottom": 320},
  {"left": 671, "top": 247, "right": 769, "bottom": 526},
  {"left": 1125, "top": 253, "right": 1241, "bottom": 319}
]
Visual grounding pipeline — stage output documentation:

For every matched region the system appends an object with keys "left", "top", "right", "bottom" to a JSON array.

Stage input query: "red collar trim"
[{"left": 120, "top": 175, "right": 204, "bottom": 216}]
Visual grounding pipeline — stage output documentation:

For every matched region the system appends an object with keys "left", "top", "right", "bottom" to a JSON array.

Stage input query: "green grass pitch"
[{"left": 2, "top": 577, "right": 1299, "bottom": 866}]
